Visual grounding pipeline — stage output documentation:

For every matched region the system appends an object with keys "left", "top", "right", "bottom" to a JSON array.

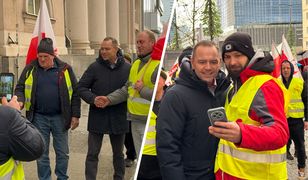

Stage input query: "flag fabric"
[
  {"left": 168, "top": 59, "right": 179, "bottom": 78},
  {"left": 25, "top": 0, "right": 57, "bottom": 65},
  {"left": 281, "top": 35, "right": 302, "bottom": 79},
  {"left": 271, "top": 42, "right": 282, "bottom": 78},
  {"left": 151, "top": 37, "right": 166, "bottom": 60},
  {"left": 298, "top": 51, "right": 308, "bottom": 66}
]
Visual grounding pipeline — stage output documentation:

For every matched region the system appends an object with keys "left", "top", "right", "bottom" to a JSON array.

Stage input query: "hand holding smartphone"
[
  {"left": 207, "top": 107, "right": 228, "bottom": 126},
  {"left": 0, "top": 73, "right": 14, "bottom": 101}
]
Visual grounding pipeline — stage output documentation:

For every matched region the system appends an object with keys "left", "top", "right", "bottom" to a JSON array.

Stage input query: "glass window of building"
[{"left": 27, "top": 0, "right": 53, "bottom": 17}]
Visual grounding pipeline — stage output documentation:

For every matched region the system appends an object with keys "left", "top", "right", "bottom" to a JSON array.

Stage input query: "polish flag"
[
  {"left": 281, "top": 35, "right": 302, "bottom": 79},
  {"left": 271, "top": 42, "right": 288, "bottom": 78},
  {"left": 271, "top": 42, "right": 282, "bottom": 78},
  {"left": 25, "top": 0, "right": 57, "bottom": 65}
]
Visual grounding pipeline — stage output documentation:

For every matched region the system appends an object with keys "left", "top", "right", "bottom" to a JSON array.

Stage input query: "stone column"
[
  {"left": 88, "top": 0, "right": 106, "bottom": 50},
  {"left": 119, "top": 0, "right": 136, "bottom": 54},
  {"left": 66, "top": 0, "right": 94, "bottom": 55},
  {"left": 106, "top": 0, "right": 120, "bottom": 40}
]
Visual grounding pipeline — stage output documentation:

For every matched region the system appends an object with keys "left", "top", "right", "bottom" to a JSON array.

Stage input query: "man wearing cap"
[
  {"left": 209, "top": 32, "right": 289, "bottom": 179},
  {"left": 15, "top": 37, "right": 81, "bottom": 180}
]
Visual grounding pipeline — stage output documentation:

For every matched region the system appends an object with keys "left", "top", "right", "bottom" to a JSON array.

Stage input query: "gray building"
[{"left": 217, "top": 0, "right": 303, "bottom": 51}]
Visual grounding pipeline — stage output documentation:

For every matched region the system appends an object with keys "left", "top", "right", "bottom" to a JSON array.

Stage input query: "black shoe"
[
  {"left": 125, "top": 158, "right": 135, "bottom": 167},
  {"left": 287, "top": 152, "right": 294, "bottom": 160}
]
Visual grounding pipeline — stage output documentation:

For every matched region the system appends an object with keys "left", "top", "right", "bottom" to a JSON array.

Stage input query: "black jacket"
[
  {"left": 0, "top": 106, "right": 44, "bottom": 165},
  {"left": 77, "top": 54, "right": 131, "bottom": 134},
  {"left": 15, "top": 57, "right": 81, "bottom": 130},
  {"left": 156, "top": 60, "right": 231, "bottom": 180}
]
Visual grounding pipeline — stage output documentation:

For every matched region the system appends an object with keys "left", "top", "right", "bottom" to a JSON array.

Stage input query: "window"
[{"left": 27, "top": 0, "right": 53, "bottom": 17}]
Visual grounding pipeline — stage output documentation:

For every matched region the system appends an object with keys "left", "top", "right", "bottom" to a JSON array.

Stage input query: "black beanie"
[
  {"left": 37, "top": 38, "right": 54, "bottom": 55},
  {"left": 178, "top": 46, "right": 193, "bottom": 65},
  {"left": 222, "top": 32, "right": 255, "bottom": 61}
]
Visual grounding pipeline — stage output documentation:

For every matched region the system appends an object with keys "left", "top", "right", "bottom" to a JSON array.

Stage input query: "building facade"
[
  {"left": 0, "top": 0, "right": 166, "bottom": 79},
  {"left": 217, "top": 0, "right": 303, "bottom": 51},
  {"left": 303, "top": 0, "right": 308, "bottom": 50}
]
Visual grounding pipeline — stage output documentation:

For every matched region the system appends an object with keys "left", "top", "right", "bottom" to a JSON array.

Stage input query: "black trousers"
[
  {"left": 124, "top": 121, "right": 136, "bottom": 160},
  {"left": 286, "top": 118, "right": 306, "bottom": 169},
  {"left": 85, "top": 132, "right": 125, "bottom": 180},
  {"left": 137, "top": 155, "right": 162, "bottom": 180}
]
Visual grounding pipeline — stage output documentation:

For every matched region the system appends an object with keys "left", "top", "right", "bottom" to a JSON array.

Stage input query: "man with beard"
[{"left": 209, "top": 32, "right": 289, "bottom": 179}]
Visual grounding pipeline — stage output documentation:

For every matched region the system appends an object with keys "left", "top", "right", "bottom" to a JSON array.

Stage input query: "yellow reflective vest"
[
  {"left": 215, "top": 75, "right": 288, "bottom": 180},
  {"left": 127, "top": 59, "right": 159, "bottom": 116},
  {"left": 143, "top": 111, "right": 157, "bottom": 156},
  {"left": 0, "top": 157, "right": 25, "bottom": 180},
  {"left": 281, "top": 77, "right": 304, "bottom": 118},
  {"left": 24, "top": 67, "right": 73, "bottom": 111}
]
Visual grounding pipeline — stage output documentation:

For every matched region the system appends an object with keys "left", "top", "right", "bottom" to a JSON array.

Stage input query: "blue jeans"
[{"left": 33, "top": 113, "right": 69, "bottom": 180}]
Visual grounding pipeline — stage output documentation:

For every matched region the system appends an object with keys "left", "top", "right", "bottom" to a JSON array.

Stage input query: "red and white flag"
[
  {"left": 271, "top": 42, "right": 288, "bottom": 78},
  {"left": 25, "top": 0, "right": 57, "bottom": 65},
  {"left": 281, "top": 35, "right": 302, "bottom": 79}
]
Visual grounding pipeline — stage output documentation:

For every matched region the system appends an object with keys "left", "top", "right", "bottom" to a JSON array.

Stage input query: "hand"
[
  {"left": 70, "top": 117, "right": 79, "bottom": 130},
  {"left": 134, "top": 80, "right": 144, "bottom": 92},
  {"left": 2, "top": 96, "right": 20, "bottom": 111},
  {"left": 18, "top": 102, "right": 24, "bottom": 109},
  {"left": 94, "top": 96, "right": 110, "bottom": 108},
  {"left": 208, "top": 121, "right": 242, "bottom": 143},
  {"left": 304, "top": 121, "right": 308, "bottom": 130}
]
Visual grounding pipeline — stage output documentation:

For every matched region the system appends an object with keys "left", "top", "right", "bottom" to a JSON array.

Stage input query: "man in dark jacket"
[
  {"left": 15, "top": 38, "right": 81, "bottom": 180},
  {"left": 0, "top": 96, "right": 44, "bottom": 179},
  {"left": 77, "top": 37, "right": 130, "bottom": 180},
  {"left": 156, "top": 40, "right": 230, "bottom": 180}
]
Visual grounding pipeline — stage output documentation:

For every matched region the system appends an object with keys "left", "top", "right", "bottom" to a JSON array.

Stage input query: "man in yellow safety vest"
[
  {"left": 280, "top": 60, "right": 307, "bottom": 179},
  {"left": 209, "top": 32, "right": 289, "bottom": 180}
]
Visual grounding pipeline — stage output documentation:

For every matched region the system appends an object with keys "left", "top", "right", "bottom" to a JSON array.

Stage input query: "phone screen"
[{"left": 0, "top": 73, "right": 14, "bottom": 101}]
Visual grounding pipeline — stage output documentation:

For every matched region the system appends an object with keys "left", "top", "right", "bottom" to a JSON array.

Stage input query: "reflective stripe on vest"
[
  {"left": 0, "top": 157, "right": 25, "bottom": 180},
  {"left": 24, "top": 68, "right": 73, "bottom": 111},
  {"left": 284, "top": 77, "right": 304, "bottom": 118},
  {"left": 24, "top": 68, "right": 34, "bottom": 111},
  {"left": 64, "top": 70, "right": 73, "bottom": 101},
  {"left": 219, "top": 143, "right": 286, "bottom": 163},
  {"left": 216, "top": 74, "right": 288, "bottom": 180},
  {"left": 143, "top": 111, "right": 157, "bottom": 156},
  {"left": 127, "top": 59, "right": 159, "bottom": 116}
]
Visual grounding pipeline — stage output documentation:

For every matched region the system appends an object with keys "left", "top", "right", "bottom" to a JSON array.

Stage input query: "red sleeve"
[{"left": 237, "top": 80, "right": 289, "bottom": 151}]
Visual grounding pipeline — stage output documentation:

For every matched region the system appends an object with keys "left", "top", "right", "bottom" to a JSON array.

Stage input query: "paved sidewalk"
[
  {"left": 287, "top": 131, "right": 308, "bottom": 180},
  {"left": 23, "top": 104, "right": 137, "bottom": 180}
]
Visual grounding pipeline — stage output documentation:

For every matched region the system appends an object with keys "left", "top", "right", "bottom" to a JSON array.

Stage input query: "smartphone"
[
  {"left": 207, "top": 107, "right": 228, "bottom": 126},
  {"left": 0, "top": 73, "right": 14, "bottom": 101}
]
